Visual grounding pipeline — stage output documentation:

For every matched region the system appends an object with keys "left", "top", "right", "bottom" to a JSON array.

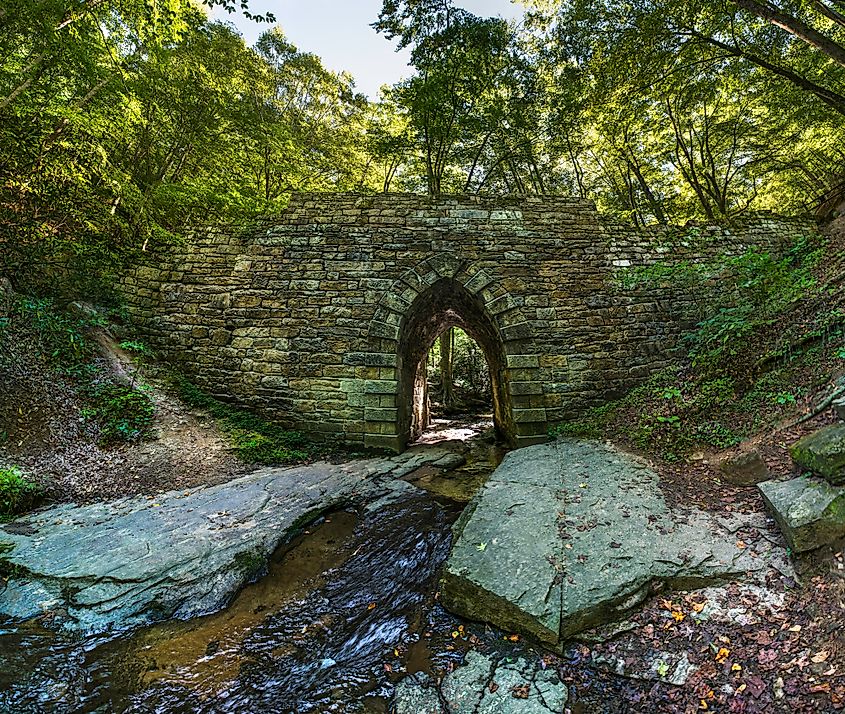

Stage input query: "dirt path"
[{"left": 0, "top": 331, "right": 248, "bottom": 504}]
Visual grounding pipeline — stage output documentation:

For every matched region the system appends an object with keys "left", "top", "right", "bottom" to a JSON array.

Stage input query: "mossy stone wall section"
[{"left": 120, "top": 193, "right": 816, "bottom": 452}]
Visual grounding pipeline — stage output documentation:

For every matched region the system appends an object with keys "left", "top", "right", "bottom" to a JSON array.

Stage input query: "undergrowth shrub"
[
  {"left": 551, "top": 232, "right": 834, "bottom": 461},
  {"left": 82, "top": 381, "right": 156, "bottom": 445},
  {"left": 684, "top": 238, "right": 824, "bottom": 376},
  {"left": 5, "top": 297, "right": 93, "bottom": 372},
  {"left": 0, "top": 466, "right": 42, "bottom": 518},
  {"left": 174, "top": 377, "right": 315, "bottom": 464}
]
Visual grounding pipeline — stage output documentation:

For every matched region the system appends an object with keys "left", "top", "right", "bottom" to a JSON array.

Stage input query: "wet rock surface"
[
  {"left": 0, "top": 446, "right": 465, "bottom": 634},
  {"left": 759, "top": 475, "right": 845, "bottom": 552},
  {"left": 394, "top": 650, "right": 568, "bottom": 714},
  {"left": 441, "top": 440, "right": 773, "bottom": 646}
]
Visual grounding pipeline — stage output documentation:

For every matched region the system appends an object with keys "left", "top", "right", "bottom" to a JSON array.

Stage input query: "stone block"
[
  {"left": 760, "top": 476, "right": 845, "bottom": 552},
  {"left": 790, "top": 424, "right": 845, "bottom": 485},
  {"left": 717, "top": 449, "right": 770, "bottom": 486},
  {"left": 513, "top": 408, "right": 547, "bottom": 424},
  {"left": 343, "top": 352, "right": 398, "bottom": 367},
  {"left": 364, "top": 407, "right": 398, "bottom": 422},
  {"left": 506, "top": 355, "right": 540, "bottom": 369},
  {"left": 364, "top": 433, "right": 402, "bottom": 452}
]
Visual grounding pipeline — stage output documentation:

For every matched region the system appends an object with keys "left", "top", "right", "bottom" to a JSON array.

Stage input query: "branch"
[
  {"left": 685, "top": 29, "right": 845, "bottom": 115},
  {"left": 735, "top": 0, "right": 845, "bottom": 68}
]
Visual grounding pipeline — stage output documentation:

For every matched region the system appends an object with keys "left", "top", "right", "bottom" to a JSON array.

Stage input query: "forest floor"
[{"left": 0, "top": 328, "right": 250, "bottom": 504}]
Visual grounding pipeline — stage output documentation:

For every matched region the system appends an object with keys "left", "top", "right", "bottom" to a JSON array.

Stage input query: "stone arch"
[{"left": 364, "top": 255, "right": 547, "bottom": 451}]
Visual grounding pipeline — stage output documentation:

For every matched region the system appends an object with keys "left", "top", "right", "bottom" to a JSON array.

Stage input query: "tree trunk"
[
  {"left": 440, "top": 328, "right": 454, "bottom": 410},
  {"left": 735, "top": 0, "right": 845, "bottom": 68}
]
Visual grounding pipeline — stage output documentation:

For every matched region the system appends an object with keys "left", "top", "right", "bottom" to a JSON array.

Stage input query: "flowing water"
[{"left": 0, "top": 431, "right": 509, "bottom": 714}]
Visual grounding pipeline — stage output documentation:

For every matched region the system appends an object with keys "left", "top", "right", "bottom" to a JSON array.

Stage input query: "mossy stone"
[{"left": 790, "top": 424, "right": 845, "bottom": 485}]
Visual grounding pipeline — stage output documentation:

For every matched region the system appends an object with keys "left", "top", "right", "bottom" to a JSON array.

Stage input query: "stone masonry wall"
[{"left": 119, "top": 193, "right": 818, "bottom": 452}]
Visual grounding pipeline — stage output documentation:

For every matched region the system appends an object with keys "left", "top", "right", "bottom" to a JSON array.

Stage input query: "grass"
[
  {"left": 0, "top": 466, "right": 42, "bottom": 519},
  {"left": 173, "top": 376, "right": 320, "bottom": 465}
]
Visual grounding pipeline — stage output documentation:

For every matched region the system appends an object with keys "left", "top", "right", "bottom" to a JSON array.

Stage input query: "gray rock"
[
  {"left": 592, "top": 648, "right": 698, "bottom": 686},
  {"left": 834, "top": 396, "right": 845, "bottom": 420},
  {"left": 394, "top": 673, "right": 441, "bottom": 714},
  {"left": 759, "top": 476, "right": 845, "bottom": 552},
  {"left": 394, "top": 650, "right": 568, "bottom": 714},
  {"left": 441, "top": 441, "right": 768, "bottom": 646},
  {"left": 790, "top": 424, "right": 845, "bottom": 484},
  {"left": 0, "top": 447, "right": 461, "bottom": 634},
  {"left": 718, "top": 449, "right": 770, "bottom": 486}
]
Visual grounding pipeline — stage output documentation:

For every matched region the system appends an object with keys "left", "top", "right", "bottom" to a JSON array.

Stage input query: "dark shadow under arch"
[{"left": 396, "top": 278, "right": 514, "bottom": 448}]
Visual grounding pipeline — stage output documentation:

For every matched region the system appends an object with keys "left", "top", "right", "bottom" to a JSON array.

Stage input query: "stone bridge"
[{"left": 120, "top": 194, "right": 814, "bottom": 452}]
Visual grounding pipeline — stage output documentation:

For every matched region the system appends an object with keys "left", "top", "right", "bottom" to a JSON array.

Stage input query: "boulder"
[
  {"left": 759, "top": 476, "right": 845, "bottom": 552},
  {"left": 718, "top": 449, "right": 770, "bottom": 486},
  {"left": 833, "top": 395, "right": 845, "bottom": 421},
  {"left": 790, "top": 424, "right": 845, "bottom": 484},
  {"left": 440, "top": 441, "right": 768, "bottom": 646},
  {"left": 394, "top": 650, "right": 567, "bottom": 714}
]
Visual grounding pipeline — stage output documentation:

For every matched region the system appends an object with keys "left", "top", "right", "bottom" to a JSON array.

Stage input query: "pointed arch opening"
[{"left": 396, "top": 278, "right": 514, "bottom": 448}]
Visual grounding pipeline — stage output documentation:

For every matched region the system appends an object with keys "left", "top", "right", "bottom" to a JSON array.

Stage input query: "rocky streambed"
[{"left": 0, "top": 437, "right": 802, "bottom": 712}]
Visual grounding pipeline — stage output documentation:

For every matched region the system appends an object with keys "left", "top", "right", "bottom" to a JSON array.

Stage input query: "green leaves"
[{"left": 0, "top": 466, "right": 42, "bottom": 519}]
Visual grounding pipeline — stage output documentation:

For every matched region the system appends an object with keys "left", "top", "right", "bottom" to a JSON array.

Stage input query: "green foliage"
[
  {"left": 552, "top": 230, "right": 841, "bottom": 462},
  {"left": 11, "top": 297, "right": 91, "bottom": 369},
  {"left": 426, "top": 328, "right": 492, "bottom": 402},
  {"left": 0, "top": 2, "right": 378, "bottom": 295},
  {"left": 174, "top": 377, "right": 316, "bottom": 464},
  {"left": 0, "top": 466, "right": 42, "bottom": 518},
  {"left": 82, "top": 381, "right": 156, "bottom": 446},
  {"left": 683, "top": 238, "right": 823, "bottom": 375},
  {"left": 119, "top": 340, "right": 154, "bottom": 358}
]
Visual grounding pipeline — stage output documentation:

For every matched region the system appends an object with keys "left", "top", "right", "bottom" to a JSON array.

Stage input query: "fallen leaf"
[
  {"left": 367, "top": 602, "right": 377, "bottom": 610},
  {"left": 511, "top": 683, "right": 530, "bottom": 699},
  {"left": 489, "top": 682, "right": 499, "bottom": 694},
  {"left": 715, "top": 647, "right": 731, "bottom": 664},
  {"left": 812, "top": 651, "right": 830, "bottom": 664}
]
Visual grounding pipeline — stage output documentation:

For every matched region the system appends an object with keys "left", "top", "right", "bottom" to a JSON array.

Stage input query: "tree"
[{"left": 377, "top": 0, "right": 530, "bottom": 194}]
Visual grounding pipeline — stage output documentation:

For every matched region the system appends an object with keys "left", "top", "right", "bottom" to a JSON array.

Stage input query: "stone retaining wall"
[{"left": 120, "top": 193, "right": 817, "bottom": 451}]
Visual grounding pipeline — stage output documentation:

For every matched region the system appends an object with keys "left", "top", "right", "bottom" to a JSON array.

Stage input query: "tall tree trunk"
[
  {"left": 735, "top": 0, "right": 845, "bottom": 68},
  {"left": 440, "top": 328, "right": 454, "bottom": 410}
]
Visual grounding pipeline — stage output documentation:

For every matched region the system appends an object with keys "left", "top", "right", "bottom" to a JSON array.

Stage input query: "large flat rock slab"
[
  {"left": 759, "top": 475, "right": 845, "bottom": 552},
  {"left": 0, "top": 447, "right": 464, "bottom": 634},
  {"left": 440, "top": 441, "right": 768, "bottom": 646}
]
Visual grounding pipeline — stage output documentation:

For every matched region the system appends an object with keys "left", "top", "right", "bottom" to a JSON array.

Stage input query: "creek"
[{"left": 0, "top": 429, "right": 511, "bottom": 713}]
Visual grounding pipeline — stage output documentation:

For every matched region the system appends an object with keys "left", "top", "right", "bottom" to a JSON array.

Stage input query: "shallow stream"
[{"left": 0, "top": 430, "right": 510, "bottom": 713}]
